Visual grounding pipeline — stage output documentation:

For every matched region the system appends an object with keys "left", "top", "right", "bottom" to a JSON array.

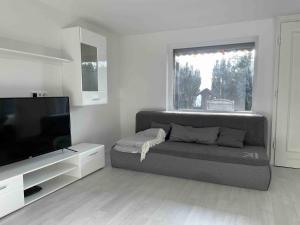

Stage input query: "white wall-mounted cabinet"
[{"left": 62, "top": 27, "right": 108, "bottom": 106}]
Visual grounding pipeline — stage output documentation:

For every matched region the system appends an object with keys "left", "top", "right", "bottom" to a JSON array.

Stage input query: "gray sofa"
[{"left": 111, "top": 111, "right": 271, "bottom": 190}]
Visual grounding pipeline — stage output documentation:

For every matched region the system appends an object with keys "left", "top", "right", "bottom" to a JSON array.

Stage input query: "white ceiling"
[{"left": 24, "top": 0, "right": 300, "bottom": 35}]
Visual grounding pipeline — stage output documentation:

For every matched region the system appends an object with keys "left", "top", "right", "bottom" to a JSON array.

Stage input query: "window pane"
[{"left": 173, "top": 43, "right": 255, "bottom": 112}]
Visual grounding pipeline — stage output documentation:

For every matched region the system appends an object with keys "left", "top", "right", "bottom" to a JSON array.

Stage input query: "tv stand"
[{"left": 0, "top": 143, "right": 105, "bottom": 218}]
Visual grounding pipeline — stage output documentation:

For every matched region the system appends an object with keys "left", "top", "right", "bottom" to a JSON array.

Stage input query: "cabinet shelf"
[
  {"left": 0, "top": 37, "right": 72, "bottom": 63},
  {"left": 23, "top": 163, "right": 78, "bottom": 190},
  {"left": 24, "top": 175, "right": 77, "bottom": 205}
]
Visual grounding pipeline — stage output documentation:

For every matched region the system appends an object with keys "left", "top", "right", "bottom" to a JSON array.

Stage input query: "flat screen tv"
[{"left": 0, "top": 97, "right": 71, "bottom": 167}]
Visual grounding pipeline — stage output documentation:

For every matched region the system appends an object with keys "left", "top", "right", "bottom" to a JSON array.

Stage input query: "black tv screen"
[{"left": 0, "top": 97, "right": 71, "bottom": 167}]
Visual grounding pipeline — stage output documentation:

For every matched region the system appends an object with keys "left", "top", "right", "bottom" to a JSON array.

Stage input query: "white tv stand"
[{"left": 0, "top": 143, "right": 105, "bottom": 218}]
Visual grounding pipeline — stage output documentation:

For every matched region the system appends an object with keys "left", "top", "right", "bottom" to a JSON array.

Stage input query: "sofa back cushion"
[
  {"left": 217, "top": 127, "right": 246, "bottom": 148},
  {"left": 136, "top": 111, "right": 267, "bottom": 147},
  {"left": 169, "top": 123, "right": 219, "bottom": 145}
]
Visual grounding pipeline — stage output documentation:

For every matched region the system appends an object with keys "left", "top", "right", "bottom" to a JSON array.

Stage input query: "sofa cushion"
[
  {"left": 169, "top": 123, "right": 219, "bottom": 145},
  {"left": 149, "top": 141, "right": 269, "bottom": 166},
  {"left": 151, "top": 121, "right": 171, "bottom": 138},
  {"left": 217, "top": 127, "right": 246, "bottom": 148}
]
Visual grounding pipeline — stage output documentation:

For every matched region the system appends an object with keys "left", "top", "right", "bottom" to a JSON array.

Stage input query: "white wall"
[
  {"left": 0, "top": 57, "right": 63, "bottom": 97},
  {"left": 0, "top": 1, "right": 121, "bottom": 150},
  {"left": 119, "top": 19, "right": 275, "bottom": 139}
]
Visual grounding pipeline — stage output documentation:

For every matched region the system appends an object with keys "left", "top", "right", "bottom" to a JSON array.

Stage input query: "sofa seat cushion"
[{"left": 149, "top": 141, "right": 269, "bottom": 166}]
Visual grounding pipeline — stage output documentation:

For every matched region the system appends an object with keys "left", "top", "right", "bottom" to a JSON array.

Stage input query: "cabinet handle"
[
  {"left": 88, "top": 151, "right": 99, "bottom": 157},
  {"left": 92, "top": 98, "right": 100, "bottom": 101},
  {"left": 0, "top": 185, "right": 7, "bottom": 191}
]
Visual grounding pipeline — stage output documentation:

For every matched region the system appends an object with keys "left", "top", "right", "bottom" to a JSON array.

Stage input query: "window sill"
[{"left": 165, "top": 110, "right": 264, "bottom": 117}]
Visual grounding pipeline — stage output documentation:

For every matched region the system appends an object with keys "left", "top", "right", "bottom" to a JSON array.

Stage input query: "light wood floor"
[{"left": 1, "top": 166, "right": 300, "bottom": 225}]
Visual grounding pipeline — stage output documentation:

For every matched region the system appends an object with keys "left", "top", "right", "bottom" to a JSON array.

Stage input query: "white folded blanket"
[{"left": 114, "top": 128, "right": 166, "bottom": 161}]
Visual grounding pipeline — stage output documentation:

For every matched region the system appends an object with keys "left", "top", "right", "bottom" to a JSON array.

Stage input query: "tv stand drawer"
[
  {"left": 0, "top": 176, "right": 23, "bottom": 191},
  {"left": 0, "top": 176, "right": 24, "bottom": 217},
  {"left": 76, "top": 144, "right": 105, "bottom": 177}
]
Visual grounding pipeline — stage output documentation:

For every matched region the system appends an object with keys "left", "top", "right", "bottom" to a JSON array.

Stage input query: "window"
[{"left": 172, "top": 42, "right": 255, "bottom": 112}]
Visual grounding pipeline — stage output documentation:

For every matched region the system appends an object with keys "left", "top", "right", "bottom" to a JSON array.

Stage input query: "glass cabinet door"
[{"left": 81, "top": 43, "right": 98, "bottom": 91}]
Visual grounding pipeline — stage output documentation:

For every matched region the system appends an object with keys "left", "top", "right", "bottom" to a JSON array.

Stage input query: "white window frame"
[{"left": 166, "top": 36, "right": 259, "bottom": 113}]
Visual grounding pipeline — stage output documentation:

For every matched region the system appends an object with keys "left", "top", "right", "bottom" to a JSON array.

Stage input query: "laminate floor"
[{"left": 1, "top": 166, "right": 300, "bottom": 225}]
